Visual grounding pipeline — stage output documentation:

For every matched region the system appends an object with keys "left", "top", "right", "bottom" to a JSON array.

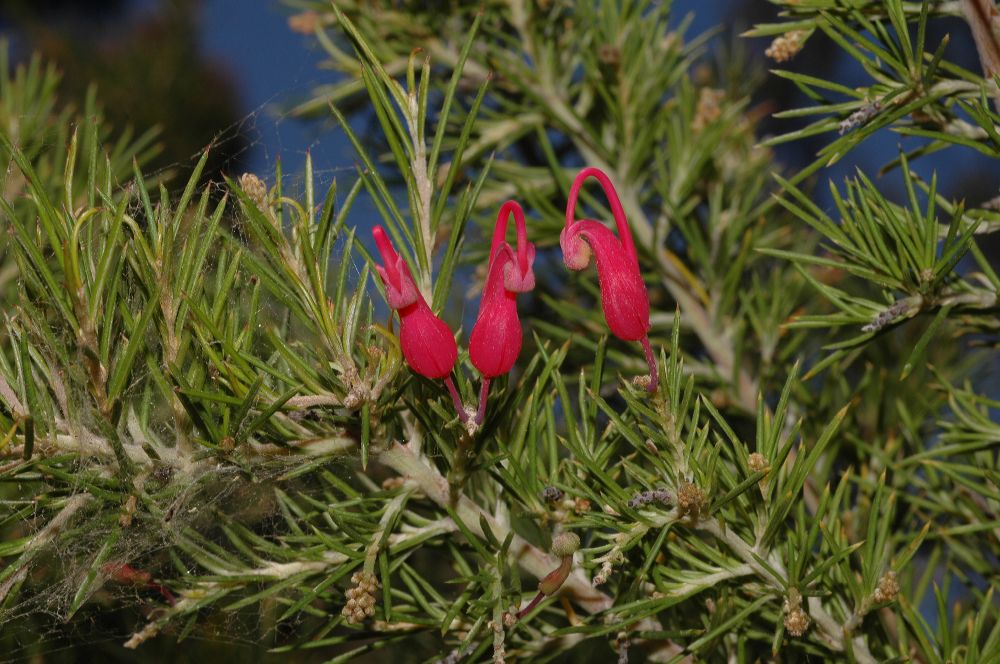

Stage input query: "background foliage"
[{"left": 1, "top": 0, "right": 999, "bottom": 662}]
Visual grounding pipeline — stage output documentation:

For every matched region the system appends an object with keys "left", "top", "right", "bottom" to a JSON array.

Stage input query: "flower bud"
[
  {"left": 372, "top": 226, "right": 457, "bottom": 381},
  {"left": 469, "top": 201, "right": 536, "bottom": 423},
  {"left": 372, "top": 226, "right": 466, "bottom": 421},
  {"left": 561, "top": 168, "right": 657, "bottom": 391},
  {"left": 469, "top": 201, "right": 535, "bottom": 379}
]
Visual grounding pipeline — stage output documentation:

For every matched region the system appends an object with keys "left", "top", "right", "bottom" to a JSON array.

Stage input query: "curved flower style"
[
  {"left": 372, "top": 226, "right": 466, "bottom": 419},
  {"left": 560, "top": 167, "right": 658, "bottom": 392},
  {"left": 468, "top": 201, "right": 536, "bottom": 423}
]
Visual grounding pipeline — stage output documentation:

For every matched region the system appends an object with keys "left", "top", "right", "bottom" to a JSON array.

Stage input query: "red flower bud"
[
  {"left": 373, "top": 226, "right": 467, "bottom": 419},
  {"left": 397, "top": 304, "right": 458, "bottom": 380},
  {"left": 373, "top": 226, "right": 457, "bottom": 379},
  {"left": 561, "top": 168, "right": 658, "bottom": 392},
  {"left": 469, "top": 201, "right": 535, "bottom": 378},
  {"left": 468, "top": 201, "right": 535, "bottom": 423}
]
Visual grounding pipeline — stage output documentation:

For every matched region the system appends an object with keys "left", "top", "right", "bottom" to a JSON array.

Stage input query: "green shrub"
[{"left": 1, "top": 2, "right": 999, "bottom": 661}]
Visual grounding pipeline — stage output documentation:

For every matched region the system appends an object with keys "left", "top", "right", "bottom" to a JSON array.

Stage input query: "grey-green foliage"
[{"left": 0, "top": 1, "right": 998, "bottom": 662}]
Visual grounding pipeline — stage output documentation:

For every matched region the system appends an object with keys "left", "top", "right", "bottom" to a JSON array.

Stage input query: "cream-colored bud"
[
  {"left": 676, "top": 481, "right": 706, "bottom": 520},
  {"left": 288, "top": 11, "right": 320, "bottom": 34},
  {"left": 784, "top": 607, "right": 811, "bottom": 636},
  {"left": 765, "top": 30, "right": 807, "bottom": 63},
  {"left": 783, "top": 587, "right": 810, "bottom": 636},
  {"left": 238, "top": 173, "right": 267, "bottom": 207},
  {"left": 873, "top": 571, "right": 899, "bottom": 603},
  {"left": 748, "top": 452, "right": 769, "bottom": 474}
]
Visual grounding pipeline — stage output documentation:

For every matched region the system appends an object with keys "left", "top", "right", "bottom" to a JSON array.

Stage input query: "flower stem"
[
  {"left": 444, "top": 376, "right": 468, "bottom": 423},
  {"left": 476, "top": 378, "right": 490, "bottom": 425},
  {"left": 640, "top": 336, "right": 658, "bottom": 393},
  {"left": 515, "top": 590, "right": 545, "bottom": 619}
]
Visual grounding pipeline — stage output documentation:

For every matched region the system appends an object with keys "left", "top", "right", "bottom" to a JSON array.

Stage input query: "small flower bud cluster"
[
  {"left": 839, "top": 100, "right": 882, "bottom": 135},
  {"left": 288, "top": 10, "right": 320, "bottom": 34},
  {"left": 593, "top": 546, "right": 625, "bottom": 586},
  {"left": 873, "top": 570, "right": 899, "bottom": 603},
  {"left": 541, "top": 486, "right": 564, "bottom": 502},
  {"left": 593, "top": 560, "right": 614, "bottom": 586},
  {"left": 783, "top": 588, "right": 811, "bottom": 637},
  {"left": 676, "top": 481, "right": 706, "bottom": 520},
  {"left": 627, "top": 487, "right": 671, "bottom": 509},
  {"left": 692, "top": 87, "right": 725, "bottom": 132},
  {"left": 341, "top": 570, "right": 378, "bottom": 624},
  {"left": 765, "top": 30, "right": 806, "bottom": 63},
  {"left": 861, "top": 300, "right": 908, "bottom": 333},
  {"left": 463, "top": 407, "right": 480, "bottom": 435},
  {"left": 342, "top": 366, "right": 369, "bottom": 410},
  {"left": 631, "top": 374, "right": 652, "bottom": 390},
  {"left": 748, "top": 452, "right": 769, "bottom": 474},
  {"left": 238, "top": 173, "right": 268, "bottom": 208}
]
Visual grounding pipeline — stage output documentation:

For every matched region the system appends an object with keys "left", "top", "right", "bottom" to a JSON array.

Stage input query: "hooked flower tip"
[
  {"left": 560, "top": 225, "right": 592, "bottom": 271},
  {"left": 372, "top": 226, "right": 419, "bottom": 309},
  {"left": 503, "top": 243, "right": 536, "bottom": 292}
]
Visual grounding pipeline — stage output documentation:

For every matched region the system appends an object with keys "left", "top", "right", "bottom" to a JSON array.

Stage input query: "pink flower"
[
  {"left": 560, "top": 167, "right": 658, "bottom": 392},
  {"left": 372, "top": 226, "right": 466, "bottom": 418},
  {"left": 468, "top": 201, "right": 536, "bottom": 422}
]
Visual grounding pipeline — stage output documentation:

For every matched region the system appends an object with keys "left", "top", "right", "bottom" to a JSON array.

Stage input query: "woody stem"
[
  {"left": 640, "top": 336, "right": 658, "bottom": 393},
  {"left": 476, "top": 378, "right": 490, "bottom": 425},
  {"left": 444, "top": 376, "right": 468, "bottom": 423}
]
